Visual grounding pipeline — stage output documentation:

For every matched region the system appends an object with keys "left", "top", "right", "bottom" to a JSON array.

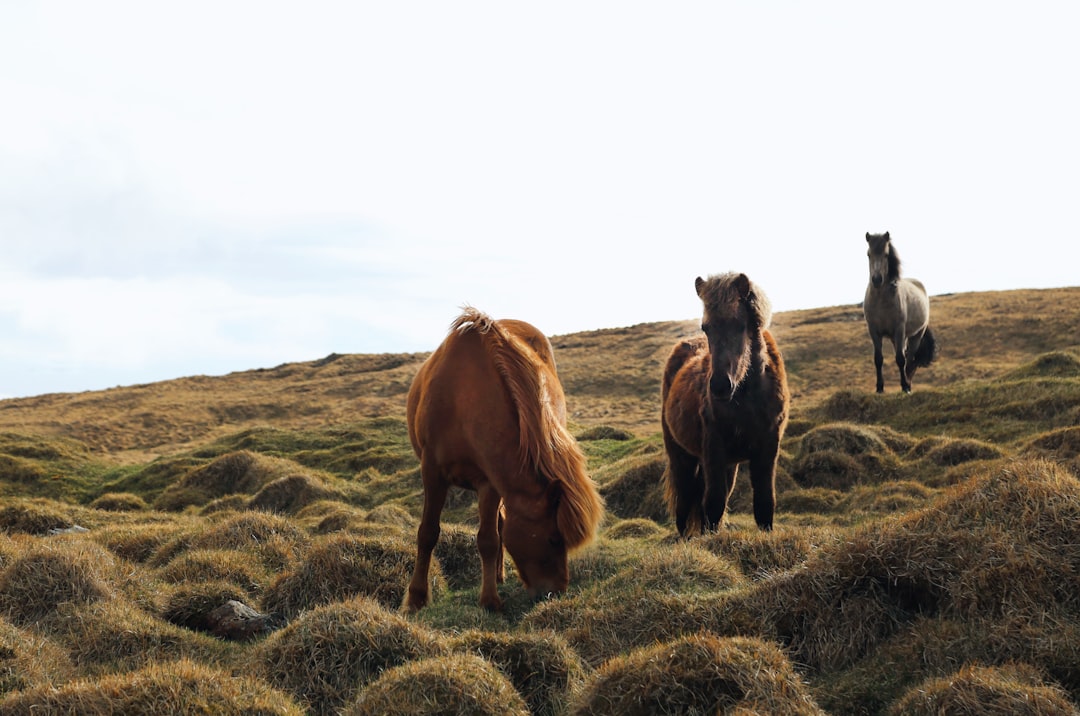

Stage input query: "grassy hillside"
[{"left": 1, "top": 286, "right": 1079, "bottom": 714}]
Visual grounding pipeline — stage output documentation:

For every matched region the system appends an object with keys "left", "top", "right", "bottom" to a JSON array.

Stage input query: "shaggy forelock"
[{"left": 699, "top": 272, "right": 772, "bottom": 329}]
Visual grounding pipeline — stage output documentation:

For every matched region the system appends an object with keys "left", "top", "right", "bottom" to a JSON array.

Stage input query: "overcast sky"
[{"left": 1, "top": 2, "right": 1077, "bottom": 399}]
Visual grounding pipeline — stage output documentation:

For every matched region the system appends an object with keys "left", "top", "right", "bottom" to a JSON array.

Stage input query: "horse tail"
[
  {"left": 456, "top": 307, "right": 602, "bottom": 551},
  {"left": 914, "top": 325, "right": 939, "bottom": 368}
]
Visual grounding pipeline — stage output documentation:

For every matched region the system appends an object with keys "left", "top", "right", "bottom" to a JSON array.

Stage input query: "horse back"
[
  {"left": 660, "top": 336, "right": 709, "bottom": 456},
  {"left": 407, "top": 319, "right": 532, "bottom": 486}
]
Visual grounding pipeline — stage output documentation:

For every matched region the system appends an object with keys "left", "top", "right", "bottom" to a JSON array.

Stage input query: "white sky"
[{"left": 1, "top": 2, "right": 1078, "bottom": 398}]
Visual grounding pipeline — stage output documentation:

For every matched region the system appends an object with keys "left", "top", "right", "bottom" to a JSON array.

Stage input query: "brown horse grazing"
[
  {"left": 404, "top": 307, "right": 603, "bottom": 611},
  {"left": 661, "top": 273, "right": 789, "bottom": 537}
]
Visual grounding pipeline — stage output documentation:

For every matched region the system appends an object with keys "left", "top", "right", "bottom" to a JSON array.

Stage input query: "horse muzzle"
[
  {"left": 709, "top": 376, "right": 737, "bottom": 402},
  {"left": 871, "top": 275, "right": 884, "bottom": 288}
]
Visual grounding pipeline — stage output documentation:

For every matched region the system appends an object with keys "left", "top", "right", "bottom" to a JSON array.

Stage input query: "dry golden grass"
[
  {"left": 258, "top": 596, "right": 447, "bottom": 716},
  {"left": 568, "top": 633, "right": 825, "bottom": 716},
  {"left": 0, "top": 658, "right": 304, "bottom": 715},
  {"left": 0, "top": 288, "right": 1074, "bottom": 459},
  {"left": 345, "top": 652, "right": 530, "bottom": 716},
  {"left": 1, "top": 286, "right": 1079, "bottom": 715}
]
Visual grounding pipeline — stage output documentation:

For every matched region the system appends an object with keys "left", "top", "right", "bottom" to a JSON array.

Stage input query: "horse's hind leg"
[
  {"left": 904, "top": 329, "right": 925, "bottom": 381},
  {"left": 476, "top": 484, "right": 505, "bottom": 611},
  {"left": 894, "top": 335, "right": 912, "bottom": 393},
  {"left": 664, "top": 443, "right": 702, "bottom": 537},
  {"left": 405, "top": 456, "right": 448, "bottom": 612}
]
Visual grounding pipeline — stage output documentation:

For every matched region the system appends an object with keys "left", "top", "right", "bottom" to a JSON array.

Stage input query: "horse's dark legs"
[
  {"left": 871, "top": 335, "right": 886, "bottom": 393},
  {"left": 702, "top": 461, "right": 737, "bottom": 533},
  {"left": 894, "top": 335, "right": 912, "bottom": 393},
  {"left": 748, "top": 448, "right": 778, "bottom": 531},
  {"left": 405, "top": 457, "right": 448, "bottom": 612},
  {"left": 904, "top": 330, "right": 925, "bottom": 382},
  {"left": 663, "top": 429, "right": 703, "bottom": 537},
  {"left": 476, "top": 484, "right": 505, "bottom": 611}
]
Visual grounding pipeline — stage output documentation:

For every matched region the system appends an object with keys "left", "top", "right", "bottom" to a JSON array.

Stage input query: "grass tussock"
[
  {"left": 594, "top": 453, "right": 669, "bottom": 522},
  {"left": 37, "top": 598, "right": 233, "bottom": 677},
  {"left": 88, "top": 491, "right": 149, "bottom": 512},
  {"left": 149, "top": 511, "right": 308, "bottom": 573},
  {"left": 0, "top": 617, "right": 75, "bottom": 697},
  {"left": 450, "top": 629, "right": 588, "bottom": 716},
  {"left": 0, "top": 658, "right": 304, "bottom": 716},
  {"left": 725, "top": 460, "right": 1080, "bottom": 677},
  {"left": 262, "top": 533, "right": 441, "bottom": 619},
  {"left": 258, "top": 596, "right": 447, "bottom": 716},
  {"left": 568, "top": 633, "right": 825, "bottom": 715},
  {"left": 0, "top": 538, "right": 118, "bottom": 624},
  {"left": 345, "top": 653, "right": 530, "bottom": 716},
  {"left": 887, "top": 662, "right": 1079, "bottom": 716}
]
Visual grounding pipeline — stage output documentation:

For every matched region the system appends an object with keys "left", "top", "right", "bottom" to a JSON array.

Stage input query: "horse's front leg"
[
  {"left": 476, "top": 485, "right": 504, "bottom": 611},
  {"left": 701, "top": 432, "right": 736, "bottom": 532},
  {"left": 748, "top": 444, "right": 779, "bottom": 531},
  {"left": 871, "top": 334, "right": 885, "bottom": 393},
  {"left": 404, "top": 456, "right": 447, "bottom": 612}
]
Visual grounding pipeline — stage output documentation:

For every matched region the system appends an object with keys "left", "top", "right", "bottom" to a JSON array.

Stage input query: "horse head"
[
  {"left": 866, "top": 231, "right": 898, "bottom": 287},
  {"left": 695, "top": 272, "right": 770, "bottom": 402},
  {"left": 501, "top": 481, "right": 570, "bottom": 600}
]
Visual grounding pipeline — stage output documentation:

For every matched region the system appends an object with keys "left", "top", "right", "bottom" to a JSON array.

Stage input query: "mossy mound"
[
  {"left": 247, "top": 473, "right": 346, "bottom": 514},
  {"left": 0, "top": 618, "right": 74, "bottom": 697},
  {"left": 0, "top": 499, "right": 79, "bottom": 535},
  {"left": 917, "top": 437, "right": 1006, "bottom": 466},
  {"left": 603, "top": 518, "right": 669, "bottom": 540},
  {"left": 158, "top": 580, "right": 253, "bottom": 632},
  {"left": 1005, "top": 351, "right": 1080, "bottom": 380},
  {"left": 91, "top": 520, "right": 192, "bottom": 564},
  {"left": 792, "top": 423, "right": 902, "bottom": 489},
  {"left": 596, "top": 453, "right": 669, "bottom": 522},
  {"left": 0, "top": 658, "right": 304, "bottom": 715},
  {"left": 724, "top": 460, "right": 1080, "bottom": 674},
  {"left": 696, "top": 526, "right": 833, "bottom": 579},
  {"left": 0, "top": 539, "right": 117, "bottom": 624},
  {"left": 450, "top": 630, "right": 587, "bottom": 716},
  {"left": 37, "top": 598, "right": 231, "bottom": 676},
  {"left": 601, "top": 541, "right": 744, "bottom": 593},
  {"left": 153, "top": 450, "right": 300, "bottom": 511},
  {"left": 258, "top": 596, "right": 447, "bottom": 716},
  {"left": 150, "top": 511, "right": 308, "bottom": 572},
  {"left": 432, "top": 522, "right": 481, "bottom": 591},
  {"left": 576, "top": 425, "right": 635, "bottom": 441},
  {"left": 262, "top": 533, "right": 441, "bottom": 619},
  {"left": 345, "top": 653, "right": 529, "bottom": 716},
  {"left": 155, "top": 548, "right": 268, "bottom": 594},
  {"left": 887, "top": 662, "right": 1079, "bottom": 716},
  {"left": 568, "top": 633, "right": 825, "bottom": 715},
  {"left": 89, "top": 492, "right": 149, "bottom": 512}
]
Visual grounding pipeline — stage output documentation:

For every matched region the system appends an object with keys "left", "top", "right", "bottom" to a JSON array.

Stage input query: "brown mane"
[{"left": 451, "top": 307, "right": 602, "bottom": 549}]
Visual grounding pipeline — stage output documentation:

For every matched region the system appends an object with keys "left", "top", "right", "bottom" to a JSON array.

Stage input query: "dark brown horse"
[
  {"left": 661, "top": 273, "right": 789, "bottom": 536},
  {"left": 404, "top": 307, "right": 603, "bottom": 611}
]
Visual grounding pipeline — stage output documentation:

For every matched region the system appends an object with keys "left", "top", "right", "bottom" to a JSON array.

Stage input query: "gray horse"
[{"left": 863, "top": 232, "right": 938, "bottom": 393}]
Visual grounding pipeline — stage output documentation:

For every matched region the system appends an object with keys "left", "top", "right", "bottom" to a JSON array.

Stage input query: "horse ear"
[
  {"left": 695, "top": 276, "right": 706, "bottom": 298},
  {"left": 866, "top": 232, "right": 872, "bottom": 242},
  {"left": 883, "top": 231, "right": 890, "bottom": 240},
  {"left": 734, "top": 273, "right": 751, "bottom": 299}
]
